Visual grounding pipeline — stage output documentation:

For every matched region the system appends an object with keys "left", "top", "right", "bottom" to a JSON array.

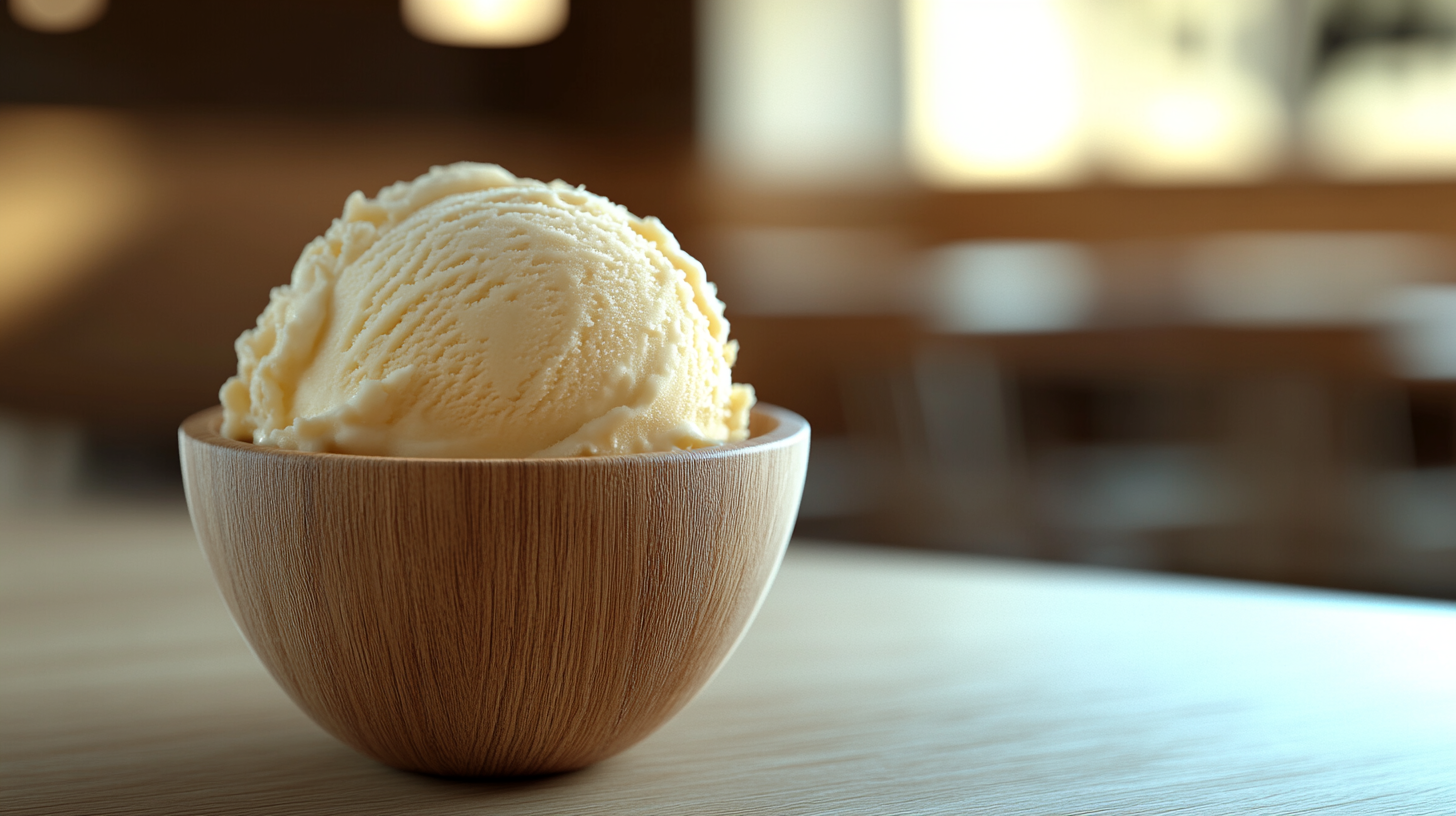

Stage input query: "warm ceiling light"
[
  {"left": 401, "top": 0, "right": 567, "bottom": 48},
  {"left": 905, "top": 0, "right": 1090, "bottom": 188},
  {"left": 699, "top": 0, "right": 902, "bottom": 188},
  {"left": 1088, "top": 0, "right": 1287, "bottom": 185},
  {"left": 1305, "top": 46, "right": 1456, "bottom": 180},
  {"left": 8, "top": 0, "right": 106, "bottom": 33}
]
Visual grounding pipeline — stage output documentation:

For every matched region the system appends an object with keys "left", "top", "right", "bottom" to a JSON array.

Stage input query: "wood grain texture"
[
  {"left": 178, "top": 404, "right": 809, "bottom": 777},
  {"left": 4, "top": 510, "right": 1456, "bottom": 814}
]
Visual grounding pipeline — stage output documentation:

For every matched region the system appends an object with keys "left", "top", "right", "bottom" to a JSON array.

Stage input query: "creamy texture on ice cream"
[{"left": 220, "top": 162, "right": 754, "bottom": 458}]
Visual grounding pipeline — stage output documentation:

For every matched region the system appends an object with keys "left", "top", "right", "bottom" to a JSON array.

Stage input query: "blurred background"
[{"left": 4, "top": 0, "right": 1456, "bottom": 598}]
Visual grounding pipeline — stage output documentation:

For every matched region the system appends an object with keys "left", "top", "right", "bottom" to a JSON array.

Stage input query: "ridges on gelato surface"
[{"left": 220, "top": 162, "right": 755, "bottom": 458}]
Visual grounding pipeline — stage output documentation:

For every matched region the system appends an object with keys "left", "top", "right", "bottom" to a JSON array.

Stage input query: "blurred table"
[{"left": 3, "top": 503, "right": 1454, "bottom": 815}]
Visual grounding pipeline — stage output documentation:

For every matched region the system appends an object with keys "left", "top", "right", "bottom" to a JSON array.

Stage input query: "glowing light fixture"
[
  {"left": 1096, "top": 74, "right": 1286, "bottom": 184},
  {"left": 905, "top": 0, "right": 1089, "bottom": 188},
  {"left": 1306, "top": 47, "right": 1456, "bottom": 180},
  {"left": 8, "top": 0, "right": 106, "bottom": 33},
  {"left": 1088, "top": 0, "right": 1288, "bottom": 184},
  {"left": 700, "top": 0, "right": 901, "bottom": 187},
  {"left": 401, "top": 0, "right": 567, "bottom": 48}
]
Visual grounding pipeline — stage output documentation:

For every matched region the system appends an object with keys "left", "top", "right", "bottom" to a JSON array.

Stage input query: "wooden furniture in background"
[
  {"left": 734, "top": 315, "right": 1456, "bottom": 597},
  {"left": 4, "top": 505, "right": 1453, "bottom": 813},
  {"left": 730, "top": 315, "right": 920, "bottom": 437},
  {"left": 178, "top": 404, "right": 809, "bottom": 777},
  {"left": 700, "top": 179, "right": 1456, "bottom": 241}
]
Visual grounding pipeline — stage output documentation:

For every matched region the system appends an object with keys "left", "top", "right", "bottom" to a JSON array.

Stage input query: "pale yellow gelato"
[{"left": 220, "top": 162, "right": 754, "bottom": 458}]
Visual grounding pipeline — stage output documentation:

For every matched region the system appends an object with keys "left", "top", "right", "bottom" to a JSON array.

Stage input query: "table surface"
[{"left": 4, "top": 502, "right": 1454, "bottom": 815}]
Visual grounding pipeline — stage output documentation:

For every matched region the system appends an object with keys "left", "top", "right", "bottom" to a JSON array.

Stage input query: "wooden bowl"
[{"left": 179, "top": 404, "right": 808, "bottom": 778}]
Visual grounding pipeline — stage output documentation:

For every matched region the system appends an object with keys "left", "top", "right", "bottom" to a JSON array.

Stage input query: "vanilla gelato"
[{"left": 221, "top": 163, "right": 754, "bottom": 458}]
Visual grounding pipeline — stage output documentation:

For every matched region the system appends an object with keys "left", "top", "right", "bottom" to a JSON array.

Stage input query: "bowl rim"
[{"left": 180, "top": 403, "right": 808, "bottom": 466}]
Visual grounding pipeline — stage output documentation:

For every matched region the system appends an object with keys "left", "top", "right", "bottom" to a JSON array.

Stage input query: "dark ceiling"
[{"left": 0, "top": 0, "right": 697, "bottom": 132}]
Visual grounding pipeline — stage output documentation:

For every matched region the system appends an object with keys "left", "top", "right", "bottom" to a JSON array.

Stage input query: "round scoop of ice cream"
[{"left": 220, "top": 163, "right": 754, "bottom": 458}]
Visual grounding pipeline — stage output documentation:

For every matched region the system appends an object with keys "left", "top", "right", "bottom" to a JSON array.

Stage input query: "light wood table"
[{"left": 4, "top": 503, "right": 1454, "bottom": 815}]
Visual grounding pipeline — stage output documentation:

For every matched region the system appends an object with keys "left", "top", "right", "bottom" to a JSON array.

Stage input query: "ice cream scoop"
[
  {"left": 186, "top": 163, "right": 808, "bottom": 778},
  {"left": 221, "top": 162, "right": 754, "bottom": 458}
]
